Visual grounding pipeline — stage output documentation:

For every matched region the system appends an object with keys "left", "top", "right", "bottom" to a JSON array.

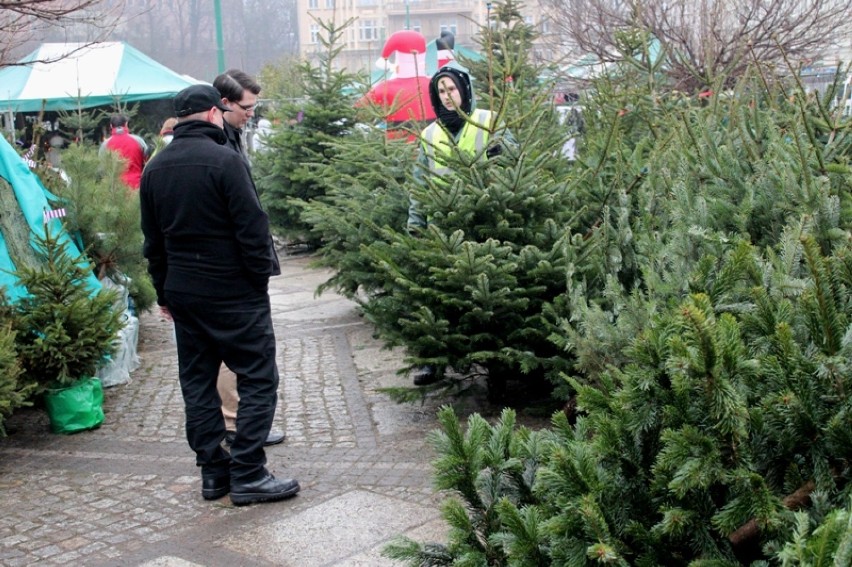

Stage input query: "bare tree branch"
[
  {"left": 540, "top": 0, "right": 852, "bottom": 92},
  {"left": 0, "top": 1, "right": 123, "bottom": 68}
]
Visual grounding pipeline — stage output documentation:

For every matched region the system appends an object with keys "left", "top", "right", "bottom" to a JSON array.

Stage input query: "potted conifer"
[{"left": 11, "top": 226, "right": 123, "bottom": 433}]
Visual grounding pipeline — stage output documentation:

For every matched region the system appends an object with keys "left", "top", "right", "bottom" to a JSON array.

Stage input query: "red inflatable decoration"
[{"left": 359, "top": 30, "right": 435, "bottom": 140}]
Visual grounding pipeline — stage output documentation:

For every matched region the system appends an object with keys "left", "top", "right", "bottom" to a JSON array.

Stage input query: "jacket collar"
[{"left": 173, "top": 120, "right": 228, "bottom": 145}]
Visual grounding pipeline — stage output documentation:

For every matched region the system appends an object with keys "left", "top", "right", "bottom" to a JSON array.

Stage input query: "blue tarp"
[{"left": 0, "top": 135, "right": 100, "bottom": 301}]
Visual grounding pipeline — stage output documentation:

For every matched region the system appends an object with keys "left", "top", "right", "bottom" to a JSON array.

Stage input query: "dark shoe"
[
  {"left": 201, "top": 475, "right": 230, "bottom": 500},
  {"left": 412, "top": 365, "right": 440, "bottom": 386},
  {"left": 230, "top": 473, "right": 300, "bottom": 506},
  {"left": 224, "top": 430, "right": 286, "bottom": 447},
  {"left": 265, "top": 430, "right": 286, "bottom": 446}
]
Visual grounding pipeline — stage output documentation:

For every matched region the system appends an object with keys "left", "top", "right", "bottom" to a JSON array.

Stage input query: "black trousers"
[{"left": 165, "top": 289, "right": 279, "bottom": 483}]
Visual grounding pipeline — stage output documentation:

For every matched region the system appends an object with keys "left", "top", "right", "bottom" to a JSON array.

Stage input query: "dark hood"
[{"left": 428, "top": 62, "right": 474, "bottom": 116}]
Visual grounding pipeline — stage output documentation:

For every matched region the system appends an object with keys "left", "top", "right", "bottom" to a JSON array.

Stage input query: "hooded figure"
[
  {"left": 427, "top": 63, "right": 476, "bottom": 137},
  {"left": 405, "top": 62, "right": 513, "bottom": 386},
  {"left": 409, "top": 62, "right": 511, "bottom": 229},
  {"left": 408, "top": 61, "right": 514, "bottom": 228}
]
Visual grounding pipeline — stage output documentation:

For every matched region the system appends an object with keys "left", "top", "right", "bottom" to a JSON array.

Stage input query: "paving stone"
[
  {"left": 221, "top": 489, "right": 441, "bottom": 566},
  {"left": 0, "top": 255, "right": 530, "bottom": 566}
]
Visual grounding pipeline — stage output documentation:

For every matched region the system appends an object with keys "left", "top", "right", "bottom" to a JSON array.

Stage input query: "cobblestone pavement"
[{"left": 0, "top": 254, "right": 503, "bottom": 567}]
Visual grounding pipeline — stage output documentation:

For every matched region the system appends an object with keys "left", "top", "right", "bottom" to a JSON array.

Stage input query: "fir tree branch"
[
  {"left": 778, "top": 47, "right": 827, "bottom": 175},
  {"left": 728, "top": 480, "right": 815, "bottom": 548}
]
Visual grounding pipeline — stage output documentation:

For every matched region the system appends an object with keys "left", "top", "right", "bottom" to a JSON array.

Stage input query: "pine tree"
[
  {"left": 44, "top": 143, "right": 156, "bottom": 310},
  {"left": 358, "top": 138, "right": 590, "bottom": 398},
  {"left": 300, "top": 126, "right": 414, "bottom": 297},
  {"left": 0, "top": 304, "right": 34, "bottom": 437},
  {"left": 254, "top": 17, "right": 360, "bottom": 247},
  {"left": 12, "top": 227, "right": 123, "bottom": 392}
]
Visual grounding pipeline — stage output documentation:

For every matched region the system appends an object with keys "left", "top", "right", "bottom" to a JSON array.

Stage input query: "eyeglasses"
[{"left": 233, "top": 101, "right": 257, "bottom": 112}]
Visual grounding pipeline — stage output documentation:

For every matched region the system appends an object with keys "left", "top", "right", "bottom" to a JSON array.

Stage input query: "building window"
[
  {"left": 409, "top": 20, "right": 421, "bottom": 33},
  {"left": 309, "top": 0, "right": 318, "bottom": 7},
  {"left": 440, "top": 22, "right": 457, "bottom": 37},
  {"left": 359, "top": 19, "right": 384, "bottom": 41},
  {"left": 356, "top": 0, "right": 379, "bottom": 5},
  {"left": 310, "top": 24, "right": 320, "bottom": 44},
  {"left": 326, "top": 0, "right": 334, "bottom": 8}
]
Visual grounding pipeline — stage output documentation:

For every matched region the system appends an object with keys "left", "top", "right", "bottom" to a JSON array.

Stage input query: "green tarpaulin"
[{"left": 0, "top": 42, "right": 203, "bottom": 113}]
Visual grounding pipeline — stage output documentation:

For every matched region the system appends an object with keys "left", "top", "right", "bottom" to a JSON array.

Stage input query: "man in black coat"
[
  {"left": 140, "top": 84, "right": 299, "bottom": 506},
  {"left": 210, "top": 69, "right": 286, "bottom": 448}
]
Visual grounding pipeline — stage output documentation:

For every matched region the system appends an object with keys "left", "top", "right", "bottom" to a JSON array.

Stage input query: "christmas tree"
[
  {"left": 12, "top": 227, "right": 123, "bottom": 392},
  {"left": 254, "top": 17, "right": 360, "bottom": 248},
  {"left": 385, "top": 235, "right": 851, "bottom": 565},
  {"left": 45, "top": 143, "right": 156, "bottom": 310}
]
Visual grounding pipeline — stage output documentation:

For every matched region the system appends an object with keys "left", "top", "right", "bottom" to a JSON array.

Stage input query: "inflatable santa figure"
[{"left": 359, "top": 30, "right": 435, "bottom": 140}]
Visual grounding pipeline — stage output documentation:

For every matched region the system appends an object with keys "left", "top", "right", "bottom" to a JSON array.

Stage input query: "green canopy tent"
[{"left": 0, "top": 41, "right": 203, "bottom": 128}]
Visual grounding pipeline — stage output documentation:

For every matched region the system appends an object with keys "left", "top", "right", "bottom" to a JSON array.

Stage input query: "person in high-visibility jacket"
[
  {"left": 406, "top": 62, "right": 513, "bottom": 386},
  {"left": 407, "top": 62, "right": 512, "bottom": 229}
]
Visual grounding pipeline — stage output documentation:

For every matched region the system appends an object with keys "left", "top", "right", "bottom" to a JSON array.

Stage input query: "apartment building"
[{"left": 296, "top": 0, "right": 546, "bottom": 73}]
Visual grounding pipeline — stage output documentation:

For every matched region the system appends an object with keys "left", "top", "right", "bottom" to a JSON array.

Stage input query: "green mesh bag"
[{"left": 44, "top": 377, "right": 104, "bottom": 434}]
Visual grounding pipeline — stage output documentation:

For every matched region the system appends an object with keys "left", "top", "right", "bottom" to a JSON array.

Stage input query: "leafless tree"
[
  {"left": 0, "top": 0, "right": 123, "bottom": 67},
  {"left": 539, "top": 0, "right": 852, "bottom": 91},
  {"left": 240, "top": 0, "right": 300, "bottom": 74},
  {"left": 121, "top": 0, "right": 218, "bottom": 79},
  {"left": 119, "top": 0, "right": 299, "bottom": 80}
]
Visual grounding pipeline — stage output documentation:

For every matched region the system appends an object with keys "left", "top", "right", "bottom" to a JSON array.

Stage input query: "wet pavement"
[{"left": 0, "top": 253, "right": 503, "bottom": 566}]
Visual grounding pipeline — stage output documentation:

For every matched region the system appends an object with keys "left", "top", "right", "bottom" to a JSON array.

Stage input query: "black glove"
[{"left": 486, "top": 144, "right": 502, "bottom": 158}]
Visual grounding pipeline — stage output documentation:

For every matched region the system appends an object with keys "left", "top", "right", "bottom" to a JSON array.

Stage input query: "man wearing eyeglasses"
[
  {"left": 212, "top": 69, "right": 286, "bottom": 449},
  {"left": 213, "top": 69, "right": 260, "bottom": 167}
]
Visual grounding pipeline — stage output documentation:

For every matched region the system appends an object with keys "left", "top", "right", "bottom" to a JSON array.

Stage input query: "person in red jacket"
[{"left": 100, "top": 114, "right": 148, "bottom": 190}]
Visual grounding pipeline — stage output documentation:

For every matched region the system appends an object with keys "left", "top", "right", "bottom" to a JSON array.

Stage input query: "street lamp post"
[{"left": 214, "top": 0, "right": 225, "bottom": 74}]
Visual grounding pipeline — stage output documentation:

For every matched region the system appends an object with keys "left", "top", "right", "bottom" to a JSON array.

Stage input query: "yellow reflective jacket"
[{"left": 419, "top": 108, "right": 494, "bottom": 178}]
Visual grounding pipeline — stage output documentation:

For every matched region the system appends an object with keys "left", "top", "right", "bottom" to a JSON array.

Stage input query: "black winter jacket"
[
  {"left": 140, "top": 120, "right": 280, "bottom": 305},
  {"left": 223, "top": 120, "right": 250, "bottom": 168}
]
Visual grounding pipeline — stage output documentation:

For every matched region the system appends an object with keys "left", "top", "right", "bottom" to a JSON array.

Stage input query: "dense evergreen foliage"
[
  {"left": 259, "top": 8, "right": 851, "bottom": 562},
  {"left": 12, "top": 228, "right": 122, "bottom": 392},
  {"left": 371, "top": 27, "right": 850, "bottom": 567},
  {"left": 254, "top": 17, "right": 360, "bottom": 247},
  {"left": 300, "top": 126, "right": 414, "bottom": 297},
  {"left": 44, "top": 143, "right": 156, "bottom": 311},
  {"left": 0, "top": 307, "right": 32, "bottom": 437},
  {"left": 383, "top": 234, "right": 850, "bottom": 563}
]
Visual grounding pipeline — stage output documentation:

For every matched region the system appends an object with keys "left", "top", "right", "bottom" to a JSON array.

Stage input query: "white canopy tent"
[{"left": 0, "top": 42, "right": 204, "bottom": 133}]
